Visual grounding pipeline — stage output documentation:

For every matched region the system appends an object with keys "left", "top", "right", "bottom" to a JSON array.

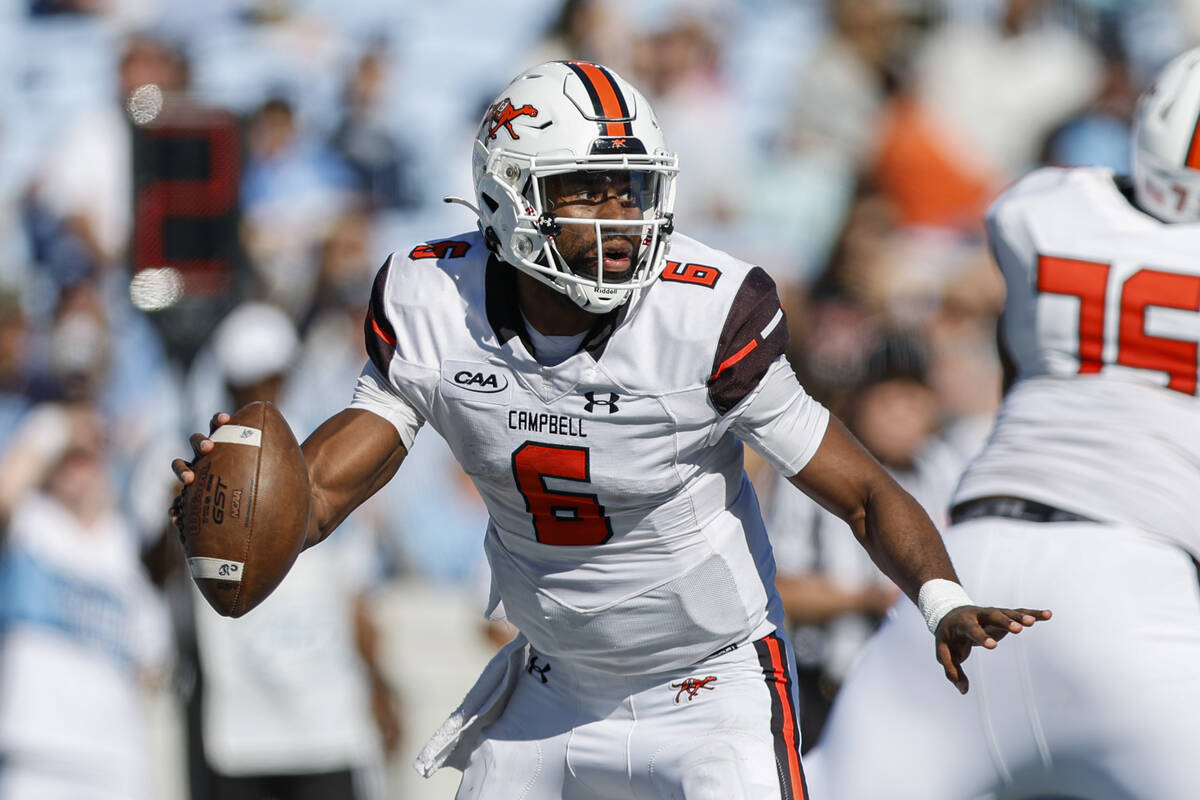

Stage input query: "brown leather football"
[{"left": 180, "top": 401, "right": 311, "bottom": 617}]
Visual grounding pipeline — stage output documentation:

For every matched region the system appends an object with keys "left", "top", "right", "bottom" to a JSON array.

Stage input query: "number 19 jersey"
[
  {"left": 955, "top": 167, "right": 1200, "bottom": 554},
  {"left": 358, "top": 231, "right": 830, "bottom": 674}
]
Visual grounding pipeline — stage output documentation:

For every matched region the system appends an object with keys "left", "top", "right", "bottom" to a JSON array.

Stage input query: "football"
[{"left": 179, "top": 401, "right": 311, "bottom": 617}]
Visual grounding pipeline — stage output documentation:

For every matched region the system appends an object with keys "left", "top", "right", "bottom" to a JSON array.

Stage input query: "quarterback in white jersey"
[
  {"left": 805, "top": 47, "right": 1200, "bottom": 800},
  {"left": 174, "top": 61, "right": 1047, "bottom": 799}
]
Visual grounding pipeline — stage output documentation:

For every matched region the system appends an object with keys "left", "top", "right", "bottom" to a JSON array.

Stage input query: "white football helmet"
[
  {"left": 1132, "top": 47, "right": 1200, "bottom": 223},
  {"left": 453, "top": 61, "right": 679, "bottom": 312}
]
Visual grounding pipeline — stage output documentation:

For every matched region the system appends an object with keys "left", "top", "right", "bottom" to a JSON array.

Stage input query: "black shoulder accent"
[
  {"left": 364, "top": 256, "right": 398, "bottom": 374},
  {"left": 707, "top": 267, "right": 789, "bottom": 414},
  {"left": 485, "top": 256, "right": 528, "bottom": 348}
]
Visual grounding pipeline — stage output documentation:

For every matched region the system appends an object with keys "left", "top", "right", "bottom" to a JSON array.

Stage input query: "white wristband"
[{"left": 917, "top": 579, "right": 974, "bottom": 635}]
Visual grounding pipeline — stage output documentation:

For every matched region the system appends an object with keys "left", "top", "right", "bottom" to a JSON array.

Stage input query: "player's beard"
[{"left": 565, "top": 233, "right": 642, "bottom": 283}]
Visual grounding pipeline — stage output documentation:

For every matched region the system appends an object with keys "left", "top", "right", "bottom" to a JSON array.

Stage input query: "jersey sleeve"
[
  {"left": 347, "top": 362, "right": 424, "bottom": 449},
  {"left": 707, "top": 267, "right": 790, "bottom": 414},
  {"left": 356, "top": 251, "right": 434, "bottom": 444},
  {"left": 728, "top": 356, "right": 830, "bottom": 476}
]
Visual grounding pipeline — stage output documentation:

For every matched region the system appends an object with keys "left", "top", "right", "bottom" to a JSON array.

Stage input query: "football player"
[
  {"left": 802, "top": 47, "right": 1200, "bottom": 800},
  {"left": 173, "top": 61, "right": 1047, "bottom": 799}
]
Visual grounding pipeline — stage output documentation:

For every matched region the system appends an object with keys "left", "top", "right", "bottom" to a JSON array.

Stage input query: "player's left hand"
[{"left": 935, "top": 606, "right": 1051, "bottom": 695}]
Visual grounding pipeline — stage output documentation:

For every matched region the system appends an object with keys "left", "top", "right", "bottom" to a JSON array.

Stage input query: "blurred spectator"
[
  {"left": 27, "top": 280, "right": 181, "bottom": 490},
  {"left": 874, "top": 0, "right": 1104, "bottom": 231},
  {"left": 0, "top": 117, "right": 31, "bottom": 292},
  {"left": 28, "top": 0, "right": 103, "bottom": 15},
  {"left": 298, "top": 208, "right": 376, "bottom": 347},
  {"left": 187, "top": 302, "right": 399, "bottom": 800},
  {"left": 529, "top": 0, "right": 634, "bottom": 68},
  {"left": 241, "top": 95, "right": 359, "bottom": 317},
  {"left": 794, "top": 0, "right": 915, "bottom": 164},
  {"left": 29, "top": 33, "right": 189, "bottom": 278},
  {"left": 1043, "top": 21, "right": 1139, "bottom": 171},
  {"left": 629, "top": 5, "right": 752, "bottom": 233},
  {"left": 740, "top": 0, "right": 916, "bottom": 290},
  {"left": 329, "top": 42, "right": 419, "bottom": 212},
  {"left": 0, "top": 400, "right": 172, "bottom": 800},
  {"left": 0, "top": 292, "right": 31, "bottom": 449}
]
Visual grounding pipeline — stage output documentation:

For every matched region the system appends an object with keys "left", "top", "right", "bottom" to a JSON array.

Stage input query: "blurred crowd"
[{"left": 0, "top": 0, "right": 1196, "bottom": 798}]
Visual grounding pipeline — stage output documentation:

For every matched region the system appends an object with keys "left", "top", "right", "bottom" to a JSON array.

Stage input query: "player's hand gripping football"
[
  {"left": 168, "top": 411, "right": 231, "bottom": 533},
  {"left": 935, "top": 605, "right": 1052, "bottom": 695}
]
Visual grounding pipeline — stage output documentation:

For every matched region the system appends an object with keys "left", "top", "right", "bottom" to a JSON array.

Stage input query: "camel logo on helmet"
[{"left": 485, "top": 98, "right": 539, "bottom": 141}]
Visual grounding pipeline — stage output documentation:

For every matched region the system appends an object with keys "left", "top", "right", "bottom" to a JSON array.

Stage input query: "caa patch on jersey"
[{"left": 442, "top": 360, "right": 512, "bottom": 404}]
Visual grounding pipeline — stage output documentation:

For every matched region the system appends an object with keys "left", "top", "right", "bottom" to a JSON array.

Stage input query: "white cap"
[{"left": 212, "top": 302, "right": 298, "bottom": 389}]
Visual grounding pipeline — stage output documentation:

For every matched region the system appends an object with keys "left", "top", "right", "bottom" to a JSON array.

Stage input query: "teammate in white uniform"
[
  {"left": 804, "top": 47, "right": 1200, "bottom": 800},
  {"left": 173, "top": 61, "right": 1047, "bottom": 799}
]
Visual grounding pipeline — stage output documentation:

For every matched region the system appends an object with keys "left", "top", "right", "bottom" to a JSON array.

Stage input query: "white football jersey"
[
  {"left": 955, "top": 166, "right": 1200, "bottom": 553},
  {"left": 359, "top": 231, "right": 829, "bottom": 674}
]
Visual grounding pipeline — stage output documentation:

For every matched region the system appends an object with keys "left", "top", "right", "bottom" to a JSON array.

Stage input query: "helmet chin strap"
[{"left": 566, "top": 283, "right": 630, "bottom": 313}]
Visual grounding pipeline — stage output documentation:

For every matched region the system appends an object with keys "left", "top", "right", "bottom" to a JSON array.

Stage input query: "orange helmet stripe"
[
  {"left": 564, "top": 61, "right": 634, "bottom": 137},
  {"left": 1187, "top": 111, "right": 1200, "bottom": 169}
]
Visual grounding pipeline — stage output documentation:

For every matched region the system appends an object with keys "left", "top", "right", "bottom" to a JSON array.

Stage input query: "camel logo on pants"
[{"left": 671, "top": 675, "right": 717, "bottom": 703}]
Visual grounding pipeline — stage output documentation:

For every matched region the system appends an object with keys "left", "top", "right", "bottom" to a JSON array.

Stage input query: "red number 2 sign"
[
  {"left": 1037, "top": 255, "right": 1200, "bottom": 394},
  {"left": 512, "top": 443, "right": 612, "bottom": 545}
]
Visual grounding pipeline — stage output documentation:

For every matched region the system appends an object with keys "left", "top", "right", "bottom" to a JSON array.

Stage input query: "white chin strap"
[{"left": 565, "top": 281, "right": 631, "bottom": 312}]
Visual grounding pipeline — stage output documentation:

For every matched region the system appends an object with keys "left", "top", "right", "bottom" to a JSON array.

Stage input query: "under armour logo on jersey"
[
  {"left": 671, "top": 676, "right": 718, "bottom": 704},
  {"left": 527, "top": 655, "right": 551, "bottom": 684},
  {"left": 583, "top": 392, "right": 620, "bottom": 414}
]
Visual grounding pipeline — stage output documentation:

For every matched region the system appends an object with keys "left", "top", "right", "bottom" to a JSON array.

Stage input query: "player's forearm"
[
  {"left": 787, "top": 418, "right": 961, "bottom": 605},
  {"left": 855, "top": 482, "right": 960, "bottom": 606},
  {"left": 300, "top": 409, "right": 406, "bottom": 548}
]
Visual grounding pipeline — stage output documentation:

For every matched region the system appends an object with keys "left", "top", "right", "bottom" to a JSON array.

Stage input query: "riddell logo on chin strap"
[{"left": 486, "top": 98, "right": 538, "bottom": 141}]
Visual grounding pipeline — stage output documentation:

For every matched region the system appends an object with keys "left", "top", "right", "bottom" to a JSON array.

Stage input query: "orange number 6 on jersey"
[
  {"left": 661, "top": 260, "right": 721, "bottom": 288},
  {"left": 512, "top": 443, "right": 613, "bottom": 546}
]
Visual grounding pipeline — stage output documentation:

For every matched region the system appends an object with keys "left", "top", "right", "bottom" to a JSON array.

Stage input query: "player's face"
[{"left": 542, "top": 171, "right": 648, "bottom": 281}]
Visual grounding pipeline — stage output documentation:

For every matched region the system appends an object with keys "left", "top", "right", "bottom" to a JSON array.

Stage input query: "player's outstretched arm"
[
  {"left": 786, "top": 417, "right": 1050, "bottom": 693},
  {"left": 170, "top": 408, "right": 407, "bottom": 550},
  {"left": 787, "top": 416, "right": 957, "bottom": 600}
]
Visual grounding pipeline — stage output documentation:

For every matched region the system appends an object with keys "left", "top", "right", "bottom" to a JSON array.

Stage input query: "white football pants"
[
  {"left": 456, "top": 632, "right": 809, "bottom": 800},
  {"left": 804, "top": 517, "right": 1200, "bottom": 800}
]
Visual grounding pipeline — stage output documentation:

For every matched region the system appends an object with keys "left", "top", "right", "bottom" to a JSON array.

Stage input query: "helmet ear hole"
[
  {"left": 483, "top": 227, "right": 501, "bottom": 253},
  {"left": 482, "top": 193, "right": 500, "bottom": 213}
]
